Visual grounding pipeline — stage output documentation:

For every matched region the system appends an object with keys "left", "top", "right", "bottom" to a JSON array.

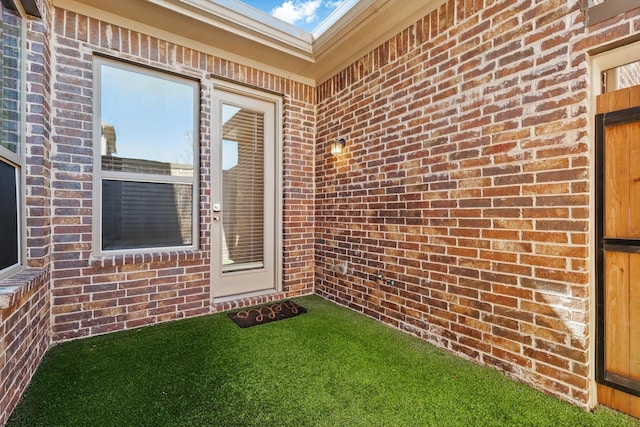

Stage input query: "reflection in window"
[
  {"left": 223, "top": 140, "right": 238, "bottom": 171},
  {"left": 0, "top": 4, "right": 23, "bottom": 276},
  {"left": 602, "top": 60, "right": 640, "bottom": 93},
  {"left": 221, "top": 104, "right": 264, "bottom": 271},
  {"left": 0, "top": 160, "right": 19, "bottom": 270},
  {"left": 1, "top": 6, "right": 21, "bottom": 155},
  {"left": 102, "top": 180, "right": 193, "bottom": 250},
  {"left": 222, "top": 105, "right": 240, "bottom": 171},
  {"left": 96, "top": 59, "right": 199, "bottom": 252},
  {"left": 100, "top": 64, "right": 194, "bottom": 175}
]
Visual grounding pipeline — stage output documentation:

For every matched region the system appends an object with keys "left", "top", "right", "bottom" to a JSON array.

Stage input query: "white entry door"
[{"left": 211, "top": 83, "right": 281, "bottom": 299}]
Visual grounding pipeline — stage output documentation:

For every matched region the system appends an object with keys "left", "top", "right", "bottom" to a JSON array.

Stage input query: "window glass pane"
[
  {"left": 222, "top": 139, "right": 238, "bottom": 170},
  {"left": 102, "top": 180, "right": 193, "bottom": 250},
  {"left": 97, "top": 59, "right": 199, "bottom": 253},
  {"left": 0, "top": 160, "right": 19, "bottom": 270},
  {"left": 221, "top": 105, "right": 264, "bottom": 271},
  {"left": 603, "top": 60, "right": 640, "bottom": 92},
  {"left": 1, "top": 6, "right": 22, "bottom": 155},
  {"left": 100, "top": 64, "right": 196, "bottom": 176}
]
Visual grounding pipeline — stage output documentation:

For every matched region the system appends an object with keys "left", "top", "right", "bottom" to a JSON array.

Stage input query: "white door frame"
[{"left": 210, "top": 79, "right": 283, "bottom": 301}]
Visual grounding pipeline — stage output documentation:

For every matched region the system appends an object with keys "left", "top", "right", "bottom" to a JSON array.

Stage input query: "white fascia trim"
[
  {"left": 160, "top": 0, "right": 314, "bottom": 56},
  {"left": 54, "top": 0, "right": 316, "bottom": 85},
  {"left": 312, "top": 0, "right": 377, "bottom": 46},
  {"left": 208, "top": 0, "right": 313, "bottom": 42},
  {"left": 311, "top": 0, "right": 361, "bottom": 38}
]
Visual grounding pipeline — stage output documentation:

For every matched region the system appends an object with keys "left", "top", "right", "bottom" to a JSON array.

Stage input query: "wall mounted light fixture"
[{"left": 331, "top": 138, "right": 346, "bottom": 155}]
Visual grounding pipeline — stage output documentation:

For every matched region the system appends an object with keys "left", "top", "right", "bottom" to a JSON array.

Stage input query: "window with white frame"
[
  {"left": 94, "top": 58, "right": 199, "bottom": 253},
  {"left": 0, "top": 3, "right": 24, "bottom": 277}
]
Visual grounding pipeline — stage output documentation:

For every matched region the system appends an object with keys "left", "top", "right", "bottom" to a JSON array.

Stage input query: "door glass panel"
[{"left": 221, "top": 104, "right": 264, "bottom": 272}]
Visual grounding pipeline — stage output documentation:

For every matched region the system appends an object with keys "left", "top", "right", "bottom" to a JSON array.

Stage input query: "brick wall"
[
  {"left": 316, "top": 0, "right": 640, "bottom": 408},
  {"left": 3, "top": 0, "right": 640, "bottom": 421},
  {"left": 49, "top": 8, "right": 315, "bottom": 341},
  {"left": 25, "top": 0, "right": 53, "bottom": 270},
  {"left": 0, "top": 0, "right": 52, "bottom": 424},
  {"left": 0, "top": 269, "right": 50, "bottom": 426}
]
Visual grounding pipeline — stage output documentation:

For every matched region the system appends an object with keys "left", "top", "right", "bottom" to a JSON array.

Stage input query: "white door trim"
[{"left": 210, "top": 79, "right": 283, "bottom": 300}]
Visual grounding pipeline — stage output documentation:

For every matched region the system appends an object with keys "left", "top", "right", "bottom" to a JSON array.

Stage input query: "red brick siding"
[
  {"left": 316, "top": 0, "right": 640, "bottom": 408},
  {"left": 49, "top": 8, "right": 315, "bottom": 342},
  {"left": 0, "top": 0, "right": 53, "bottom": 423},
  {"left": 0, "top": 270, "right": 50, "bottom": 426},
  {"left": 25, "top": 5, "right": 53, "bottom": 270},
  {"left": 3, "top": 1, "right": 640, "bottom": 422}
]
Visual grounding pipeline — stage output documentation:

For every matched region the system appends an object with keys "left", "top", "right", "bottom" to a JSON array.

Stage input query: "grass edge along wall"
[{"left": 315, "top": 0, "right": 640, "bottom": 413}]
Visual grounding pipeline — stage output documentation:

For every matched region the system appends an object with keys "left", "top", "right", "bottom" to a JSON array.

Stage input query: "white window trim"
[
  {"left": 0, "top": 1, "right": 26, "bottom": 280},
  {"left": 92, "top": 57, "right": 200, "bottom": 257}
]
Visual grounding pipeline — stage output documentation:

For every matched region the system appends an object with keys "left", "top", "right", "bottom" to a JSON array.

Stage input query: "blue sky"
[
  {"left": 101, "top": 65, "right": 244, "bottom": 171},
  {"left": 241, "top": 0, "right": 346, "bottom": 32},
  {"left": 101, "top": 64, "right": 196, "bottom": 166},
  {"left": 99, "top": 3, "right": 351, "bottom": 170}
]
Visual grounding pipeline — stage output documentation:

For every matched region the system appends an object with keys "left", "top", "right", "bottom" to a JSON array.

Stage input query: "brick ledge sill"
[
  {"left": 0, "top": 268, "right": 48, "bottom": 309},
  {"left": 88, "top": 249, "right": 204, "bottom": 267}
]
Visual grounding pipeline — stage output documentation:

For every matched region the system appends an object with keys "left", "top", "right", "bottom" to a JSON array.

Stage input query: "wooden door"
[{"left": 596, "top": 85, "right": 640, "bottom": 416}]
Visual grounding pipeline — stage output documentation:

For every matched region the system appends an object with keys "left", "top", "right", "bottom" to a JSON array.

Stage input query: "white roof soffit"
[
  {"left": 152, "top": 0, "right": 314, "bottom": 55},
  {"left": 53, "top": 0, "right": 443, "bottom": 84}
]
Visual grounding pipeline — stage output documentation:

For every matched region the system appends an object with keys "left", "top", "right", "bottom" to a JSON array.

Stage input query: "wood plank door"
[{"left": 596, "top": 85, "right": 640, "bottom": 416}]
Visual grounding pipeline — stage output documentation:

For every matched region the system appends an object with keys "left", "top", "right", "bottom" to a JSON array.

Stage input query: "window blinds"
[{"left": 221, "top": 106, "right": 265, "bottom": 271}]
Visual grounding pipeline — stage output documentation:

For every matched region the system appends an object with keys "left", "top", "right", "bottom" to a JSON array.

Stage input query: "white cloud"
[
  {"left": 325, "top": 0, "right": 344, "bottom": 8},
  {"left": 271, "top": 0, "right": 322, "bottom": 25}
]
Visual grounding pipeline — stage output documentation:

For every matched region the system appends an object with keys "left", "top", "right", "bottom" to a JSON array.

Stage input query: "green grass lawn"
[{"left": 7, "top": 295, "right": 640, "bottom": 426}]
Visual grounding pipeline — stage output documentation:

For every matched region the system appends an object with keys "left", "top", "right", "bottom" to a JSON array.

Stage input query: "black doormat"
[{"left": 227, "top": 300, "right": 307, "bottom": 328}]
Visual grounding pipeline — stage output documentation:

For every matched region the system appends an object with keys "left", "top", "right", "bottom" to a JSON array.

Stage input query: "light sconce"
[{"left": 331, "top": 138, "right": 346, "bottom": 155}]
